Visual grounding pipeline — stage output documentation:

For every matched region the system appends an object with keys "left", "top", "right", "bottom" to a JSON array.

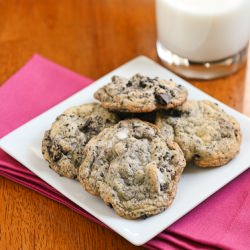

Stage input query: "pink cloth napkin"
[{"left": 0, "top": 55, "right": 249, "bottom": 250}]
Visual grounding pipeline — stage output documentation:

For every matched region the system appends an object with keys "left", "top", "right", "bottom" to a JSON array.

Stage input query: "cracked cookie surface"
[
  {"left": 42, "top": 103, "right": 119, "bottom": 179},
  {"left": 94, "top": 74, "right": 188, "bottom": 113},
  {"left": 78, "top": 119, "right": 186, "bottom": 219},
  {"left": 156, "top": 100, "right": 242, "bottom": 167}
]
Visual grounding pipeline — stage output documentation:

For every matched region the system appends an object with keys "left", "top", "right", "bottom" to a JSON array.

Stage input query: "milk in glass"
[
  {"left": 156, "top": 0, "right": 249, "bottom": 61},
  {"left": 156, "top": 0, "right": 250, "bottom": 78}
]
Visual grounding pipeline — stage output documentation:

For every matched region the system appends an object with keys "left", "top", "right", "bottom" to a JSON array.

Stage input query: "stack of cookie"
[{"left": 42, "top": 74, "right": 241, "bottom": 219}]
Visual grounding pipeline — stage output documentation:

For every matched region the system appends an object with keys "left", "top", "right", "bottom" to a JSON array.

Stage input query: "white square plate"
[{"left": 1, "top": 56, "right": 250, "bottom": 246}]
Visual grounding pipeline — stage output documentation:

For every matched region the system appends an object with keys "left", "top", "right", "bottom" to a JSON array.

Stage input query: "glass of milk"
[{"left": 156, "top": 0, "right": 250, "bottom": 79}]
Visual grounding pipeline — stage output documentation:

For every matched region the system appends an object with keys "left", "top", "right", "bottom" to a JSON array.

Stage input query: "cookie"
[
  {"left": 78, "top": 119, "right": 186, "bottom": 219},
  {"left": 156, "top": 100, "right": 242, "bottom": 167},
  {"left": 42, "top": 103, "right": 119, "bottom": 179},
  {"left": 94, "top": 74, "right": 188, "bottom": 113}
]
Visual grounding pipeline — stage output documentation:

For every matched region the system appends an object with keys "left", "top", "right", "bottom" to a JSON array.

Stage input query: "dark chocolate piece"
[
  {"left": 155, "top": 93, "right": 172, "bottom": 105},
  {"left": 126, "top": 80, "right": 132, "bottom": 87},
  {"left": 140, "top": 214, "right": 149, "bottom": 220},
  {"left": 139, "top": 80, "right": 147, "bottom": 88},
  {"left": 160, "top": 183, "right": 168, "bottom": 191}
]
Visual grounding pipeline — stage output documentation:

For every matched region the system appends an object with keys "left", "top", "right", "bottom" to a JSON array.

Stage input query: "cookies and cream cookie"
[
  {"left": 42, "top": 103, "right": 119, "bottom": 179},
  {"left": 156, "top": 100, "right": 242, "bottom": 167},
  {"left": 94, "top": 74, "right": 188, "bottom": 113},
  {"left": 78, "top": 119, "right": 186, "bottom": 219}
]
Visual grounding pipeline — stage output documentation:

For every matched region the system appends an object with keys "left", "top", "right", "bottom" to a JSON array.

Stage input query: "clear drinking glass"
[{"left": 156, "top": 0, "right": 250, "bottom": 79}]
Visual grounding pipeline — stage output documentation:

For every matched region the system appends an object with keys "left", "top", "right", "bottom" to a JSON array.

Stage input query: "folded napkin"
[{"left": 0, "top": 55, "right": 249, "bottom": 250}]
